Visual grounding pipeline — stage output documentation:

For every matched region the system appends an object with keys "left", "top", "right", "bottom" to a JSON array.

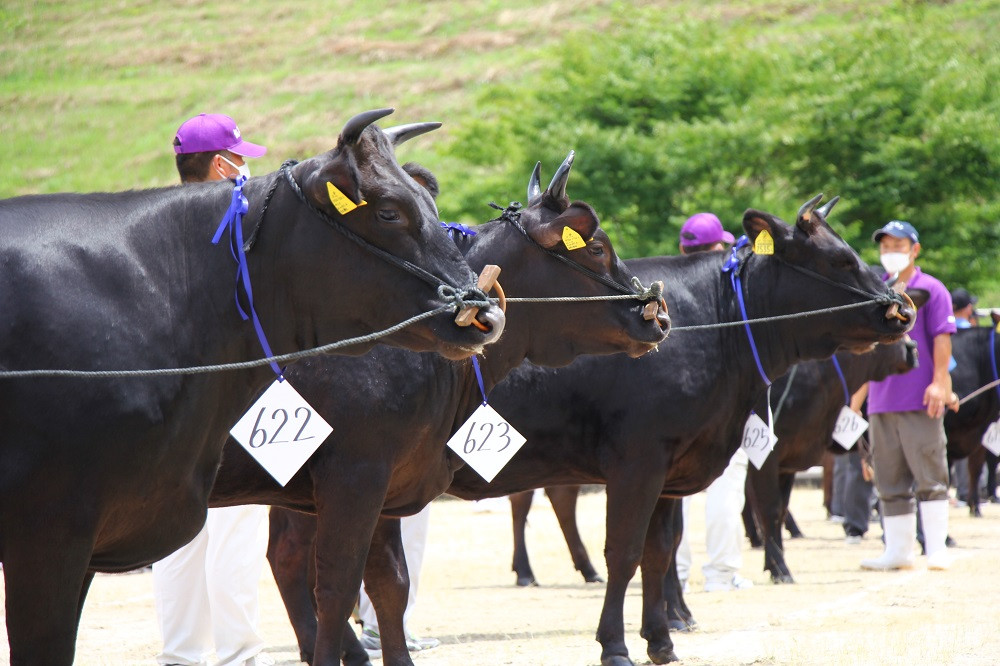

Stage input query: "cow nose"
[{"left": 655, "top": 307, "right": 671, "bottom": 332}]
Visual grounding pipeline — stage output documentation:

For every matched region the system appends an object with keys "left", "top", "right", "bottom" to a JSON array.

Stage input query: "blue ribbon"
[
  {"left": 441, "top": 221, "right": 477, "bottom": 240},
  {"left": 212, "top": 176, "right": 283, "bottom": 378},
  {"left": 722, "top": 235, "right": 771, "bottom": 386},
  {"left": 831, "top": 355, "right": 850, "bottom": 405},
  {"left": 471, "top": 356, "right": 488, "bottom": 405}
]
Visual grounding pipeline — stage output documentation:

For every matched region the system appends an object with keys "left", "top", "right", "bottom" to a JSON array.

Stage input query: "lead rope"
[{"left": 721, "top": 236, "right": 771, "bottom": 386}]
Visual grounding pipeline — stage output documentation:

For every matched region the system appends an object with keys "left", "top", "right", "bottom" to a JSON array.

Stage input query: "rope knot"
[
  {"left": 437, "top": 284, "right": 492, "bottom": 312},
  {"left": 630, "top": 276, "right": 663, "bottom": 302}
]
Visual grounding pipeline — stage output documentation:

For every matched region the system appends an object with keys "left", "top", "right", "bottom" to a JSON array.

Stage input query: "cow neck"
[
  {"left": 721, "top": 239, "right": 785, "bottom": 388},
  {"left": 990, "top": 326, "right": 1000, "bottom": 400}
]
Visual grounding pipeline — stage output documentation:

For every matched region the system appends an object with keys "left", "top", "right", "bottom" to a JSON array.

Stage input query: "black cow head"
[
  {"left": 741, "top": 194, "right": 914, "bottom": 355},
  {"left": 275, "top": 109, "right": 504, "bottom": 360},
  {"left": 490, "top": 152, "right": 669, "bottom": 364}
]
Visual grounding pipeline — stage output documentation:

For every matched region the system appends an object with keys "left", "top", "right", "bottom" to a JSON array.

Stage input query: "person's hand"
[
  {"left": 946, "top": 391, "right": 960, "bottom": 413},
  {"left": 862, "top": 460, "right": 875, "bottom": 483},
  {"left": 923, "top": 381, "right": 950, "bottom": 419}
]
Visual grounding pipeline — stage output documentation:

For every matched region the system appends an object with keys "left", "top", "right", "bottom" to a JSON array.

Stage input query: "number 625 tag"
[
  {"left": 230, "top": 379, "right": 333, "bottom": 486},
  {"left": 446, "top": 403, "right": 526, "bottom": 483}
]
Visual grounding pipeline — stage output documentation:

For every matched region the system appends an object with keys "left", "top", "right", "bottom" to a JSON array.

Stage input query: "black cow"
[
  {"left": 738, "top": 340, "right": 917, "bottom": 584},
  {"left": 0, "top": 109, "right": 505, "bottom": 666},
  {"left": 331, "top": 196, "right": 916, "bottom": 666},
  {"left": 210, "top": 153, "right": 670, "bottom": 666},
  {"left": 945, "top": 316, "right": 1000, "bottom": 516}
]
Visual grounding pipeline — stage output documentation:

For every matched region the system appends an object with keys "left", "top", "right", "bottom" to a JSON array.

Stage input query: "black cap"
[{"left": 951, "top": 288, "right": 977, "bottom": 310}]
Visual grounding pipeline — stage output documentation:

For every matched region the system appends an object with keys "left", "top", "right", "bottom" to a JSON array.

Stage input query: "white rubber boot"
[
  {"left": 861, "top": 513, "right": 915, "bottom": 570},
  {"left": 920, "top": 500, "right": 951, "bottom": 570}
]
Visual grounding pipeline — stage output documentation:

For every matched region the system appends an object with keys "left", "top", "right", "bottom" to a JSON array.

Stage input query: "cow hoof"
[
  {"left": 648, "top": 645, "right": 680, "bottom": 664},
  {"left": 516, "top": 575, "right": 538, "bottom": 587},
  {"left": 668, "top": 618, "right": 697, "bottom": 633},
  {"left": 601, "top": 656, "right": 636, "bottom": 666},
  {"left": 583, "top": 573, "right": 606, "bottom": 584},
  {"left": 770, "top": 573, "right": 795, "bottom": 584},
  {"left": 946, "top": 535, "right": 957, "bottom": 548}
]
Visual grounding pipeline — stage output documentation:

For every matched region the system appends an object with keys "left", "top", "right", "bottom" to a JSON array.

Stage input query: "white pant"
[
  {"left": 153, "top": 505, "right": 269, "bottom": 666},
  {"left": 358, "top": 504, "right": 431, "bottom": 633},
  {"left": 676, "top": 449, "right": 748, "bottom": 585}
]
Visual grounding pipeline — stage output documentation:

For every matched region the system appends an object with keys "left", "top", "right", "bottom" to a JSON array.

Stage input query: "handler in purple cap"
[
  {"left": 674, "top": 211, "right": 752, "bottom": 592},
  {"left": 172, "top": 112, "right": 267, "bottom": 183},
  {"left": 678, "top": 212, "right": 736, "bottom": 254},
  {"left": 153, "top": 113, "right": 274, "bottom": 666},
  {"left": 858, "top": 219, "right": 957, "bottom": 573}
]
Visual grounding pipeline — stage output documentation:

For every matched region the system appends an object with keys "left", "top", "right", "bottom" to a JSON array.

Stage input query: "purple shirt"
[{"left": 869, "top": 267, "right": 956, "bottom": 414}]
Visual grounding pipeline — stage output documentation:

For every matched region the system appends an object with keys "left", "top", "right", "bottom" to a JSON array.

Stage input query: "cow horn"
[
  {"left": 527, "top": 162, "right": 542, "bottom": 202},
  {"left": 546, "top": 150, "right": 575, "bottom": 201},
  {"left": 816, "top": 195, "right": 840, "bottom": 219},
  {"left": 383, "top": 122, "right": 442, "bottom": 147},
  {"left": 340, "top": 108, "right": 395, "bottom": 146},
  {"left": 796, "top": 193, "right": 824, "bottom": 222}
]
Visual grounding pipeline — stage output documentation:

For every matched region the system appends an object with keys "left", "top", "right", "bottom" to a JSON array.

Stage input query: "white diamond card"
[
  {"left": 832, "top": 406, "right": 869, "bottom": 450},
  {"left": 446, "top": 403, "right": 526, "bottom": 483},
  {"left": 741, "top": 412, "right": 778, "bottom": 470},
  {"left": 229, "top": 379, "right": 333, "bottom": 486}
]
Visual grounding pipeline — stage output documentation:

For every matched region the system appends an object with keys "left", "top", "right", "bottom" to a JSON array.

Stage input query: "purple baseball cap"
[
  {"left": 172, "top": 113, "right": 267, "bottom": 157},
  {"left": 679, "top": 212, "right": 735, "bottom": 247}
]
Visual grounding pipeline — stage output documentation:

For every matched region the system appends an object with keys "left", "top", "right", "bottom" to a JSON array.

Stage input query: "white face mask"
[
  {"left": 219, "top": 154, "right": 251, "bottom": 180},
  {"left": 880, "top": 251, "right": 911, "bottom": 275}
]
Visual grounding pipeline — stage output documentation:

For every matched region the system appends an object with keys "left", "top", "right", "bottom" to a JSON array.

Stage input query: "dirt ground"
[{"left": 3, "top": 484, "right": 999, "bottom": 665}]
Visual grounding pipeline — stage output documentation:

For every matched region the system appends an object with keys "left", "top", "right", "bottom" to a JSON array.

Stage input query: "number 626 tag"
[
  {"left": 446, "top": 403, "right": 526, "bottom": 483},
  {"left": 230, "top": 379, "right": 333, "bottom": 486}
]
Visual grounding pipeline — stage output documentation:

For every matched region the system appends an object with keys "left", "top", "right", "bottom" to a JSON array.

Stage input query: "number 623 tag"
[
  {"left": 446, "top": 403, "right": 526, "bottom": 483},
  {"left": 229, "top": 379, "right": 333, "bottom": 486}
]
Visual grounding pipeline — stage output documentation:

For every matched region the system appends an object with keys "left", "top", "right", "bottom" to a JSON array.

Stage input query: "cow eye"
[
  {"left": 587, "top": 242, "right": 605, "bottom": 257},
  {"left": 377, "top": 209, "right": 402, "bottom": 224}
]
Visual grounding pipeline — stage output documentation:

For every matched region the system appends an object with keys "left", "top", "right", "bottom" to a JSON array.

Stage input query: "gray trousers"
[{"left": 870, "top": 410, "right": 949, "bottom": 516}]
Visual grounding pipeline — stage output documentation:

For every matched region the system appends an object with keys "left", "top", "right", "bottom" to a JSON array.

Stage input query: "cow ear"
[
  {"left": 742, "top": 209, "right": 788, "bottom": 252},
  {"left": 530, "top": 202, "right": 600, "bottom": 250},
  {"left": 303, "top": 149, "right": 365, "bottom": 216},
  {"left": 905, "top": 288, "right": 931, "bottom": 310}
]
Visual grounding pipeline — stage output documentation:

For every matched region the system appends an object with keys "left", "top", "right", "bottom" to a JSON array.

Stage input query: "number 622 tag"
[
  {"left": 229, "top": 379, "right": 333, "bottom": 486},
  {"left": 446, "top": 403, "right": 526, "bottom": 483}
]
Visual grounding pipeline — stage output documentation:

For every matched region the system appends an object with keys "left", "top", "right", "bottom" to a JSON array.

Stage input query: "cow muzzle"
[{"left": 884, "top": 290, "right": 916, "bottom": 324}]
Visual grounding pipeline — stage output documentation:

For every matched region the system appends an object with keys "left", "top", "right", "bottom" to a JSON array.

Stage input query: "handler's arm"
[{"left": 923, "top": 333, "right": 953, "bottom": 419}]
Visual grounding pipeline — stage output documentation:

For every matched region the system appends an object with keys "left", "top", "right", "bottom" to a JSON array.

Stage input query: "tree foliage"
[{"left": 439, "top": 4, "right": 1000, "bottom": 299}]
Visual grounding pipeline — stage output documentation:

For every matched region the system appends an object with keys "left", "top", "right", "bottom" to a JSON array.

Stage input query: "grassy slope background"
[{"left": 3, "top": 0, "right": 999, "bottom": 298}]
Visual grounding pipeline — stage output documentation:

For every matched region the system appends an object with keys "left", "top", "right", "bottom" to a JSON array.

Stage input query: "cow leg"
[
  {"left": 636, "top": 497, "right": 678, "bottom": 664},
  {"left": 968, "top": 447, "right": 986, "bottom": 517},
  {"left": 509, "top": 490, "right": 538, "bottom": 586},
  {"left": 310, "top": 476, "right": 388, "bottom": 666},
  {"left": 597, "top": 468, "right": 666, "bottom": 666},
  {"left": 822, "top": 451, "right": 835, "bottom": 516},
  {"left": 749, "top": 450, "right": 793, "bottom": 583},
  {"left": 742, "top": 493, "right": 763, "bottom": 548},
  {"left": 661, "top": 498, "right": 696, "bottom": 633},
  {"left": 363, "top": 517, "right": 414, "bottom": 666},
  {"left": 986, "top": 451, "right": 1000, "bottom": 501},
  {"left": 2, "top": 525, "right": 95, "bottom": 665},
  {"left": 547, "top": 485, "right": 603, "bottom": 583},
  {"left": 268, "top": 507, "right": 320, "bottom": 663},
  {"left": 783, "top": 508, "right": 805, "bottom": 538}
]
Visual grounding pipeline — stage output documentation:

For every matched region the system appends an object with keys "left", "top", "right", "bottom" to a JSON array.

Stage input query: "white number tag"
[
  {"left": 832, "top": 406, "right": 869, "bottom": 450},
  {"left": 982, "top": 420, "right": 1000, "bottom": 456},
  {"left": 446, "top": 403, "right": 526, "bottom": 483},
  {"left": 229, "top": 379, "right": 333, "bottom": 486},
  {"left": 741, "top": 412, "right": 778, "bottom": 470}
]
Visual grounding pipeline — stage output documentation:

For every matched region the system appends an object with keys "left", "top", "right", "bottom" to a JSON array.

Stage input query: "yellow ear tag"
[
  {"left": 562, "top": 226, "right": 586, "bottom": 251},
  {"left": 995, "top": 321, "right": 1000, "bottom": 334},
  {"left": 326, "top": 181, "right": 367, "bottom": 215},
  {"left": 753, "top": 229, "right": 774, "bottom": 255}
]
